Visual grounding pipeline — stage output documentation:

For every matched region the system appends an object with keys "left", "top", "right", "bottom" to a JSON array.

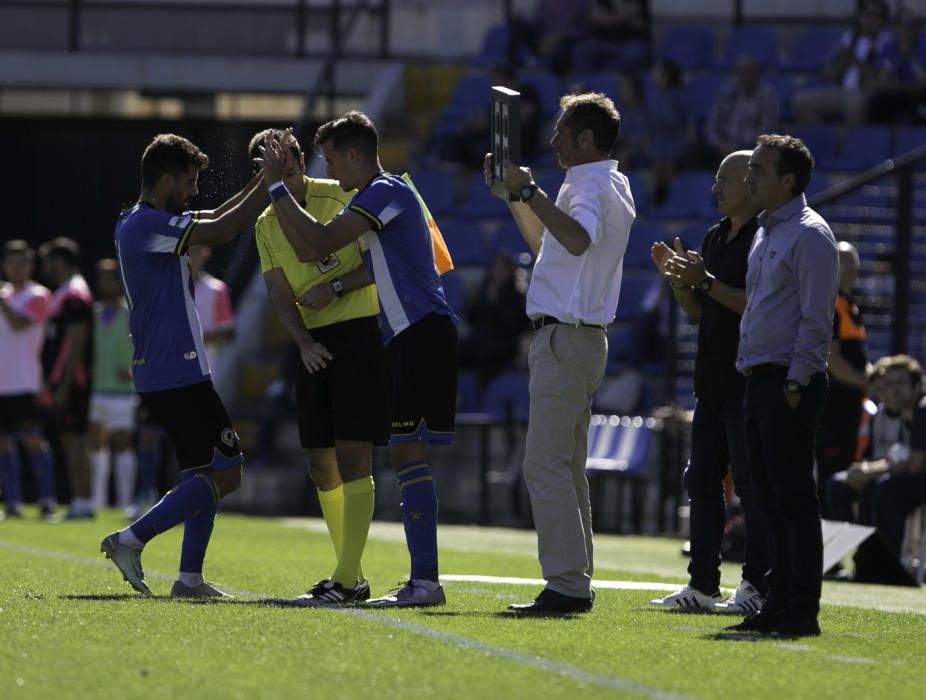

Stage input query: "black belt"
[
  {"left": 742, "top": 362, "right": 787, "bottom": 376},
  {"left": 530, "top": 315, "right": 607, "bottom": 332}
]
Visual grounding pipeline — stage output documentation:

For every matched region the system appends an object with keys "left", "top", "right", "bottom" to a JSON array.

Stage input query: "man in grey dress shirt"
[{"left": 728, "top": 134, "right": 839, "bottom": 638}]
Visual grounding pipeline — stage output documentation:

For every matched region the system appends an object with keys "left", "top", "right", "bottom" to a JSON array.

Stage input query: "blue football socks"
[
  {"left": 30, "top": 444, "right": 57, "bottom": 506},
  {"left": 0, "top": 443, "right": 22, "bottom": 508},
  {"left": 395, "top": 460, "right": 439, "bottom": 582},
  {"left": 129, "top": 472, "right": 218, "bottom": 545},
  {"left": 179, "top": 469, "right": 218, "bottom": 575},
  {"left": 136, "top": 437, "right": 161, "bottom": 499}
]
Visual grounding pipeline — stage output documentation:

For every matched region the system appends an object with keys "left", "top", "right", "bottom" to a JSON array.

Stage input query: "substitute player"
[
  {"left": 89, "top": 258, "right": 137, "bottom": 512},
  {"left": 256, "top": 114, "right": 458, "bottom": 607},
  {"left": 188, "top": 245, "right": 234, "bottom": 372},
  {"left": 251, "top": 128, "right": 388, "bottom": 606},
  {"left": 101, "top": 133, "right": 266, "bottom": 597},
  {"left": 0, "top": 240, "right": 57, "bottom": 519}
]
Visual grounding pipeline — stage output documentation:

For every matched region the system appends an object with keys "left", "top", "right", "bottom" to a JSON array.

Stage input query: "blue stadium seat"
[
  {"left": 720, "top": 25, "right": 779, "bottom": 69},
  {"left": 521, "top": 70, "right": 563, "bottom": 118},
  {"left": 569, "top": 71, "right": 621, "bottom": 102},
  {"left": 650, "top": 171, "right": 717, "bottom": 219},
  {"left": 821, "top": 126, "right": 891, "bottom": 171},
  {"left": 491, "top": 220, "right": 533, "bottom": 260},
  {"left": 660, "top": 25, "right": 716, "bottom": 70},
  {"left": 456, "top": 370, "right": 483, "bottom": 413},
  {"left": 411, "top": 169, "right": 456, "bottom": 218},
  {"left": 586, "top": 415, "right": 654, "bottom": 477},
  {"left": 676, "top": 223, "right": 711, "bottom": 251},
  {"left": 535, "top": 172, "right": 565, "bottom": 198},
  {"left": 784, "top": 26, "right": 843, "bottom": 72},
  {"left": 615, "top": 270, "right": 661, "bottom": 321},
  {"left": 896, "top": 127, "right": 926, "bottom": 171},
  {"left": 623, "top": 220, "right": 668, "bottom": 269},
  {"left": 440, "top": 218, "right": 491, "bottom": 265},
  {"left": 440, "top": 269, "right": 466, "bottom": 316},
  {"left": 481, "top": 370, "right": 530, "bottom": 423},
  {"left": 459, "top": 172, "right": 511, "bottom": 219},
  {"left": 626, "top": 171, "right": 648, "bottom": 215},
  {"left": 474, "top": 23, "right": 511, "bottom": 67},
  {"left": 791, "top": 125, "right": 839, "bottom": 166},
  {"left": 606, "top": 322, "right": 636, "bottom": 366},
  {"left": 439, "top": 73, "right": 493, "bottom": 127},
  {"left": 684, "top": 72, "right": 726, "bottom": 122},
  {"left": 764, "top": 72, "right": 794, "bottom": 122}
]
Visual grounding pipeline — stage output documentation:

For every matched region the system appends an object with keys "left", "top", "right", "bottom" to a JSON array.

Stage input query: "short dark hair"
[
  {"left": 141, "top": 134, "right": 209, "bottom": 190},
  {"left": 248, "top": 128, "right": 302, "bottom": 173},
  {"left": 3, "top": 239, "right": 35, "bottom": 262},
  {"left": 756, "top": 133, "right": 815, "bottom": 196},
  {"left": 37, "top": 237, "right": 81, "bottom": 268},
  {"left": 314, "top": 111, "right": 379, "bottom": 161},
  {"left": 559, "top": 92, "right": 621, "bottom": 154}
]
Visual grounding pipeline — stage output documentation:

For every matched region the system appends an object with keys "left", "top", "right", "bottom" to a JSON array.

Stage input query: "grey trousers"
[{"left": 523, "top": 323, "right": 607, "bottom": 598}]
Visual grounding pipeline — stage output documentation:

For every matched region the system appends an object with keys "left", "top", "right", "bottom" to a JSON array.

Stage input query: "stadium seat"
[
  {"left": 764, "top": 72, "right": 794, "bottom": 122},
  {"left": 615, "top": 270, "right": 661, "bottom": 321},
  {"left": 411, "top": 169, "right": 456, "bottom": 218},
  {"left": 474, "top": 23, "right": 511, "bottom": 67},
  {"left": 459, "top": 172, "right": 511, "bottom": 219},
  {"left": 535, "top": 172, "right": 565, "bottom": 199},
  {"left": 896, "top": 127, "right": 926, "bottom": 171},
  {"left": 481, "top": 370, "right": 530, "bottom": 423},
  {"left": 683, "top": 72, "right": 726, "bottom": 122},
  {"left": 438, "top": 72, "right": 493, "bottom": 127},
  {"left": 456, "top": 370, "right": 483, "bottom": 413},
  {"left": 440, "top": 218, "right": 491, "bottom": 265},
  {"left": 821, "top": 126, "right": 892, "bottom": 171},
  {"left": 626, "top": 171, "right": 648, "bottom": 215},
  {"left": 521, "top": 70, "right": 563, "bottom": 118},
  {"left": 440, "top": 269, "right": 466, "bottom": 316},
  {"left": 720, "top": 25, "right": 779, "bottom": 69},
  {"left": 790, "top": 125, "right": 839, "bottom": 167},
  {"left": 783, "top": 26, "right": 843, "bottom": 72},
  {"left": 569, "top": 71, "right": 620, "bottom": 102},
  {"left": 650, "top": 171, "right": 717, "bottom": 219},
  {"left": 623, "top": 220, "right": 668, "bottom": 269},
  {"left": 491, "top": 220, "right": 533, "bottom": 261},
  {"left": 660, "top": 25, "right": 716, "bottom": 70}
]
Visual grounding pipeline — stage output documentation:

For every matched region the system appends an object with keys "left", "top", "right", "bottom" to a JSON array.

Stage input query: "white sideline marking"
[
  {"left": 0, "top": 539, "right": 693, "bottom": 700},
  {"left": 442, "top": 574, "right": 696, "bottom": 592}
]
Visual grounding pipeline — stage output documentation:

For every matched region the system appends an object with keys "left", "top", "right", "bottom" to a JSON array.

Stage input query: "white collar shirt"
[{"left": 526, "top": 159, "right": 635, "bottom": 326}]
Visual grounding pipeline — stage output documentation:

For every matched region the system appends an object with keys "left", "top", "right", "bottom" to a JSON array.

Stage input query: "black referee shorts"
[
  {"left": 295, "top": 315, "right": 390, "bottom": 449},
  {"left": 388, "top": 312, "right": 458, "bottom": 445},
  {"left": 139, "top": 380, "right": 243, "bottom": 471}
]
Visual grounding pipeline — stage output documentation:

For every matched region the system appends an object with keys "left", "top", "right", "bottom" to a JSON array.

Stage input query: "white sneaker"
[
  {"left": 365, "top": 579, "right": 446, "bottom": 608},
  {"left": 170, "top": 580, "right": 233, "bottom": 599},
  {"left": 649, "top": 585, "right": 721, "bottom": 609},
  {"left": 713, "top": 580, "right": 765, "bottom": 615},
  {"left": 100, "top": 532, "right": 151, "bottom": 595}
]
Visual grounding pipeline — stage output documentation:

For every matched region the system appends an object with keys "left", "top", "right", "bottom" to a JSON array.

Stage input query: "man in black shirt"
[{"left": 649, "top": 150, "right": 768, "bottom": 613}]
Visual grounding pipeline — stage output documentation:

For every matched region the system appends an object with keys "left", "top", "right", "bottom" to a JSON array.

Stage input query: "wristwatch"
[
  {"left": 330, "top": 278, "right": 345, "bottom": 298},
  {"left": 698, "top": 275, "right": 714, "bottom": 293},
  {"left": 785, "top": 380, "right": 802, "bottom": 395},
  {"left": 520, "top": 184, "right": 538, "bottom": 202}
]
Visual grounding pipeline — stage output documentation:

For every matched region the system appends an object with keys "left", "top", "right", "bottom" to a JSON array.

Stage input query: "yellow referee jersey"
[{"left": 255, "top": 176, "right": 379, "bottom": 330}]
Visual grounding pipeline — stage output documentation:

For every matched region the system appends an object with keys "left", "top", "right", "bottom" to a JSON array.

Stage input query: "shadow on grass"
[
  {"left": 61, "top": 593, "right": 159, "bottom": 602},
  {"left": 709, "top": 632, "right": 774, "bottom": 642}
]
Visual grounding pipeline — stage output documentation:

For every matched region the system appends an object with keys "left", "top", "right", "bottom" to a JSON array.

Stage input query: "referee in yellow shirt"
[{"left": 250, "top": 129, "right": 389, "bottom": 606}]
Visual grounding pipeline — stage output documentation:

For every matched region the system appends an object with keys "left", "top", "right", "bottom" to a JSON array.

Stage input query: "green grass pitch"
[{"left": 1, "top": 508, "right": 924, "bottom": 699}]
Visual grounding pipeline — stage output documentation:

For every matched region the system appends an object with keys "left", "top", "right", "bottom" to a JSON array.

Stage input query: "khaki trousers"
[{"left": 523, "top": 323, "right": 607, "bottom": 598}]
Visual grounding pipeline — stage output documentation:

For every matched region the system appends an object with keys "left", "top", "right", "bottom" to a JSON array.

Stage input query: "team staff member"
[
  {"left": 257, "top": 114, "right": 458, "bottom": 608},
  {"left": 101, "top": 133, "right": 266, "bottom": 597},
  {"left": 0, "top": 240, "right": 57, "bottom": 519},
  {"left": 251, "top": 127, "right": 388, "bottom": 606},
  {"left": 730, "top": 134, "right": 838, "bottom": 638},
  {"left": 38, "top": 238, "right": 94, "bottom": 520},
  {"left": 484, "top": 92, "right": 634, "bottom": 615},
  {"left": 649, "top": 150, "right": 768, "bottom": 614}
]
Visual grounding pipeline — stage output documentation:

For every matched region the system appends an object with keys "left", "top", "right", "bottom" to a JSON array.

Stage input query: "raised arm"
[
  {"left": 186, "top": 177, "right": 267, "bottom": 247},
  {"left": 195, "top": 172, "right": 264, "bottom": 220}
]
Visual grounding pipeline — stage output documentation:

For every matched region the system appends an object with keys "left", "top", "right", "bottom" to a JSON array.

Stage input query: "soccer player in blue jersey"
[
  {"left": 101, "top": 133, "right": 267, "bottom": 597},
  {"left": 256, "top": 115, "right": 458, "bottom": 607}
]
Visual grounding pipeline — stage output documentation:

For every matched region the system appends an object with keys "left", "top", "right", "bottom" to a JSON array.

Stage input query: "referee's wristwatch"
[
  {"left": 785, "top": 380, "right": 802, "bottom": 395},
  {"left": 330, "top": 277, "right": 345, "bottom": 298},
  {"left": 697, "top": 274, "right": 714, "bottom": 293},
  {"left": 520, "top": 183, "right": 539, "bottom": 203}
]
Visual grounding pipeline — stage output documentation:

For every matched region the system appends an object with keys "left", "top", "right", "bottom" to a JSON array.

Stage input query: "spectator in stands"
[
  {"left": 459, "top": 251, "right": 530, "bottom": 388},
  {"left": 441, "top": 65, "right": 543, "bottom": 168},
  {"left": 484, "top": 92, "right": 634, "bottom": 614},
  {"left": 89, "top": 259, "right": 137, "bottom": 512},
  {"left": 571, "top": 0, "right": 652, "bottom": 73},
  {"left": 0, "top": 240, "right": 58, "bottom": 519},
  {"left": 869, "top": 5, "right": 926, "bottom": 123},
  {"left": 705, "top": 55, "right": 780, "bottom": 165},
  {"left": 648, "top": 150, "right": 768, "bottom": 614},
  {"left": 826, "top": 355, "right": 920, "bottom": 527},
  {"left": 612, "top": 75, "right": 648, "bottom": 169},
  {"left": 508, "top": 0, "right": 590, "bottom": 75},
  {"left": 646, "top": 59, "right": 691, "bottom": 205},
  {"left": 793, "top": 0, "right": 895, "bottom": 125},
  {"left": 188, "top": 245, "right": 234, "bottom": 373},
  {"left": 39, "top": 238, "right": 95, "bottom": 520},
  {"left": 729, "top": 134, "right": 838, "bottom": 638},
  {"left": 816, "top": 241, "right": 869, "bottom": 515}
]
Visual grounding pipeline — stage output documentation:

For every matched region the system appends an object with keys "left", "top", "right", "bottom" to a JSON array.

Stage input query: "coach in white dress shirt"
[{"left": 485, "top": 92, "right": 636, "bottom": 615}]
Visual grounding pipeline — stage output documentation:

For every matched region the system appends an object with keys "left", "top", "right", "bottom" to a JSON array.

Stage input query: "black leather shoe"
[
  {"left": 769, "top": 615, "right": 821, "bottom": 638},
  {"left": 508, "top": 588, "right": 594, "bottom": 615},
  {"left": 724, "top": 608, "right": 782, "bottom": 633}
]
